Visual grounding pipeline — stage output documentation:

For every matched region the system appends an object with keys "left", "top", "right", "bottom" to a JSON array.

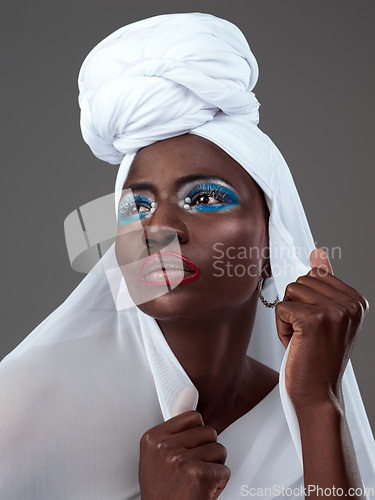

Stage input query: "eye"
[
  {"left": 118, "top": 194, "right": 153, "bottom": 225},
  {"left": 192, "top": 193, "right": 219, "bottom": 205},
  {"left": 187, "top": 183, "right": 239, "bottom": 211}
]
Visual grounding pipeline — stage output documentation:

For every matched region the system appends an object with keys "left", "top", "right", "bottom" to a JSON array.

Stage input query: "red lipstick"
[{"left": 140, "top": 251, "right": 200, "bottom": 286}]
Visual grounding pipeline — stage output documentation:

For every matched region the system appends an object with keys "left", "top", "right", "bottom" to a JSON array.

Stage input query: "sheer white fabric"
[{"left": 1, "top": 12, "right": 374, "bottom": 499}]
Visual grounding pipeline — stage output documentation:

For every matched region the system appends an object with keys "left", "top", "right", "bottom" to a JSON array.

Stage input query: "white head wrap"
[{"left": 1, "top": 12, "right": 374, "bottom": 499}]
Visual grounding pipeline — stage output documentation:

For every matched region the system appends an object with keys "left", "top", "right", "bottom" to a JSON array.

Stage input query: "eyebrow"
[
  {"left": 124, "top": 181, "right": 154, "bottom": 192},
  {"left": 175, "top": 174, "right": 236, "bottom": 190},
  {"left": 125, "top": 174, "right": 236, "bottom": 192}
]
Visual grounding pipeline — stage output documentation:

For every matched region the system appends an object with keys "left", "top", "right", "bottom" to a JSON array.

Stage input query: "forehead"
[{"left": 123, "top": 134, "right": 258, "bottom": 191}]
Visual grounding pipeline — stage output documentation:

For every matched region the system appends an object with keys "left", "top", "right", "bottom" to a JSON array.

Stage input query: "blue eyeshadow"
[
  {"left": 118, "top": 194, "right": 152, "bottom": 225},
  {"left": 187, "top": 183, "right": 239, "bottom": 211}
]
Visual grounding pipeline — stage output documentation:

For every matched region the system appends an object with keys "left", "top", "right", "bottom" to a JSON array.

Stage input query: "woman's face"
[{"left": 115, "top": 134, "right": 269, "bottom": 319}]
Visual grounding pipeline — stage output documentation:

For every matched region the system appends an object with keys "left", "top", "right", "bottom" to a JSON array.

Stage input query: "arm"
[
  {"left": 297, "top": 397, "right": 365, "bottom": 499},
  {"left": 276, "top": 249, "right": 369, "bottom": 498}
]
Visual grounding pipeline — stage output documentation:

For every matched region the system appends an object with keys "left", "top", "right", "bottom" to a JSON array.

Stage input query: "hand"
[
  {"left": 139, "top": 410, "right": 231, "bottom": 500},
  {"left": 275, "top": 248, "right": 369, "bottom": 409}
]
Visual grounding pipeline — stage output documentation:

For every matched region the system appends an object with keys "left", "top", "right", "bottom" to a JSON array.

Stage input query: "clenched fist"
[
  {"left": 275, "top": 249, "right": 369, "bottom": 409},
  {"left": 139, "top": 410, "right": 231, "bottom": 500}
]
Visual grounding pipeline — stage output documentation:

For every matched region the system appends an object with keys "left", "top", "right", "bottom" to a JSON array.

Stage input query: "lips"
[{"left": 140, "top": 251, "right": 200, "bottom": 286}]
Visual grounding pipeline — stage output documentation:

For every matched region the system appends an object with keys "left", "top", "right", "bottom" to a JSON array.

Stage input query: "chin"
[
  {"left": 134, "top": 286, "right": 250, "bottom": 321},
  {"left": 134, "top": 284, "right": 198, "bottom": 320},
  {"left": 125, "top": 271, "right": 258, "bottom": 320}
]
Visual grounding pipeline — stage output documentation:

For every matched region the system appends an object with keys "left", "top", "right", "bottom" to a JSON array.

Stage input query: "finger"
[
  {"left": 285, "top": 280, "right": 358, "bottom": 311},
  {"left": 209, "top": 463, "right": 231, "bottom": 492},
  {"left": 310, "top": 248, "right": 333, "bottom": 275},
  {"left": 152, "top": 410, "right": 204, "bottom": 436},
  {"left": 183, "top": 442, "right": 228, "bottom": 465},
  {"left": 275, "top": 306, "right": 293, "bottom": 348},
  {"left": 162, "top": 425, "right": 218, "bottom": 450},
  {"left": 197, "top": 462, "right": 231, "bottom": 494},
  {"left": 284, "top": 281, "right": 323, "bottom": 305},
  {"left": 306, "top": 269, "right": 369, "bottom": 313},
  {"left": 275, "top": 301, "right": 319, "bottom": 345},
  {"left": 295, "top": 275, "right": 367, "bottom": 322}
]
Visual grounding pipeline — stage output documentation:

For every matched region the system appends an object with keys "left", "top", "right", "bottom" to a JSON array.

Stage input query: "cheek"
[
  {"left": 115, "top": 225, "right": 146, "bottom": 265},
  {"left": 203, "top": 216, "right": 268, "bottom": 295},
  {"left": 115, "top": 229, "right": 146, "bottom": 292}
]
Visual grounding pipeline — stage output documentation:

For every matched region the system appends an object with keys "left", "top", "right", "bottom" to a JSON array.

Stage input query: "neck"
[{"left": 156, "top": 291, "right": 259, "bottom": 424}]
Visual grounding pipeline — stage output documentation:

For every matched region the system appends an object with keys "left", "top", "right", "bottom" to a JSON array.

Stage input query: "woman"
[{"left": 1, "top": 12, "right": 374, "bottom": 499}]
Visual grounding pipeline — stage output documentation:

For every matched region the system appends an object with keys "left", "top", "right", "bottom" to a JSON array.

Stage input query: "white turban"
[
  {"left": 1, "top": 12, "right": 374, "bottom": 499},
  {"left": 78, "top": 12, "right": 259, "bottom": 162}
]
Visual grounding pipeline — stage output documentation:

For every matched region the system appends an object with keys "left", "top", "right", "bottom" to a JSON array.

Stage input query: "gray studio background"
[{"left": 1, "top": 0, "right": 374, "bottom": 433}]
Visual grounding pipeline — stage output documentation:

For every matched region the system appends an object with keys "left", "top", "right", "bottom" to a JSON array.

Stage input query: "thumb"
[{"left": 310, "top": 248, "right": 334, "bottom": 275}]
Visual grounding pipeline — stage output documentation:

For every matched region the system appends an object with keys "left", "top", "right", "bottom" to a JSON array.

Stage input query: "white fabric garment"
[{"left": 1, "top": 12, "right": 374, "bottom": 499}]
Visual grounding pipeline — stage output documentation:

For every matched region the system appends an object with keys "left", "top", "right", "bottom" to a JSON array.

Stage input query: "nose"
[{"left": 141, "top": 202, "right": 190, "bottom": 252}]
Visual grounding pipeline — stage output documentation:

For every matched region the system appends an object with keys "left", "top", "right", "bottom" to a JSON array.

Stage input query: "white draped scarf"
[{"left": 1, "top": 12, "right": 374, "bottom": 499}]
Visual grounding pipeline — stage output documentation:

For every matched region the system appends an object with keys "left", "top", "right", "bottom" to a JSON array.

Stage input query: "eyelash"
[
  {"left": 187, "top": 183, "right": 239, "bottom": 210},
  {"left": 118, "top": 195, "right": 153, "bottom": 225},
  {"left": 118, "top": 183, "right": 239, "bottom": 224}
]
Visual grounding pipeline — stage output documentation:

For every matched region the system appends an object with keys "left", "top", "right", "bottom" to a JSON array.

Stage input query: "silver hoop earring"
[{"left": 257, "top": 277, "right": 279, "bottom": 308}]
